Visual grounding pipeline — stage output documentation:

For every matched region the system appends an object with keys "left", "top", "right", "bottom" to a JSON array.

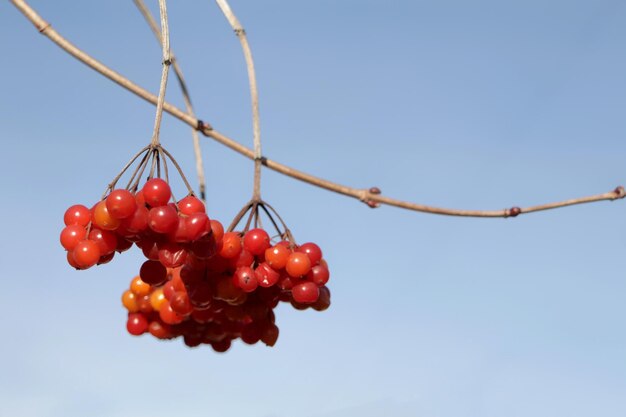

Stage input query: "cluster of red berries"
[
  {"left": 60, "top": 178, "right": 212, "bottom": 269},
  {"left": 122, "top": 227, "right": 330, "bottom": 350},
  {"left": 60, "top": 177, "right": 331, "bottom": 350}
]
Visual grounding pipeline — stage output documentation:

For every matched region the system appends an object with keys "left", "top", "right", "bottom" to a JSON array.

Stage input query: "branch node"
[
  {"left": 366, "top": 200, "right": 381, "bottom": 209},
  {"left": 196, "top": 119, "right": 213, "bottom": 134},
  {"left": 506, "top": 206, "right": 522, "bottom": 218},
  {"left": 258, "top": 156, "right": 268, "bottom": 166},
  {"left": 37, "top": 22, "right": 50, "bottom": 33},
  {"left": 234, "top": 28, "right": 246, "bottom": 36},
  {"left": 369, "top": 186, "right": 382, "bottom": 195}
]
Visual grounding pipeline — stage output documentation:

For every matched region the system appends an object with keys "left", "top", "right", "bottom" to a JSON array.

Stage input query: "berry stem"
[
  {"left": 102, "top": 145, "right": 151, "bottom": 199},
  {"left": 214, "top": 0, "right": 263, "bottom": 201},
  {"left": 149, "top": 0, "right": 171, "bottom": 148},
  {"left": 133, "top": 0, "right": 207, "bottom": 202},
  {"left": 160, "top": 146, "right": 195, "bottom": 196},
  {"left": 125, "top": 149, "right": 152, "bottom": 191}
]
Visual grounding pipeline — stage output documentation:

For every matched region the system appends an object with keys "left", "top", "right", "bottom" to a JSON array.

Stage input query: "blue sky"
[{"left": 1, "top": 1, "right": 626, "bottom": 416}]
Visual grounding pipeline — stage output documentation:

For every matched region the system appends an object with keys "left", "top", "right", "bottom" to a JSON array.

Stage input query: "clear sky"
[{"left": 2, "top": 1, "right": 626, "bottom": 416}]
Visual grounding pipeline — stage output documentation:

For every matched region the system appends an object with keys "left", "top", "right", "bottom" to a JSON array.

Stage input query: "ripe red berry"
[
  {"left": 106, "top": 189, "right": 137, "bottom": 219},
  {"left": 243, "top": 228, "right": 270, "bottom": 256},
  {"left": 126, "top": 313, "right": 149, "bottom": 336},
  {"left": 178, "top": 195, "right": 205, "bottom": 215},
  {"left": 120, "top": 205, "right": 149, "bottom": 234},
  {"left": 142, "top": 178, "right": 171, "bottom": 207},
  {"left": 265, "top": 244, "right": 291, "bottom": 270},
  {"left": 88, "top": 228, "right": 117, "bottom": 256},
  {"left": 233, "top": 266, "right": 258, "bottom": 292},
  {"left": 185, "top": 212, "right": 209, "bottom": 241},
  {"left": 159, "top": 301, "right": 185, "bottom": 325},
  {"left": 220, "top": 232, "right": 243, "bottom": 258},
  {"left": 255, "top": 263, "right": 280, "bottom": 287},
  {"left": 306, "top": 264, "right": 330, "bottom": 286},
  {"left": 148, "top": 205, "right": 178, "bottom": 233},
  {"left": 72, "top": 240, "right": 101, "bottom": 269},
  {"left": 312, "top": 286, "right": 331, "bottom": 311},
  {"left": 92, "top": 201, "right": 121, "bottom": 231},
  {"left": 60, "top": 224, "right": 87, "bottom": 251},
  {"left": 63, "top": 204, "right": 91, "bottom": 226},
  {"left": 210, "top": 220, "right": 225, "bottom": 242},
  {"left": 297, "top": 242, "right": 323, "bottom": 265},
  {"left": 285, "top": 252, "right": 312, "bottom": 277},
  {"left": 292, "top": 281, "right": 320, "bottom": 304}
]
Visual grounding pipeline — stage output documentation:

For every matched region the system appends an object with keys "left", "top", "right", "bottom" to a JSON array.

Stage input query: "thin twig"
[
  {"left": 133, "top": 0, "right": 207, "bottom": 201},
  {"left": 149, "top": 0, "right": 171, "bottom": 147},
  {"left": 9, "top": 0, "right": 626, "bottom": 218},
  {"left": 214, "top": 0, "right": 263, "bottom": 200}
]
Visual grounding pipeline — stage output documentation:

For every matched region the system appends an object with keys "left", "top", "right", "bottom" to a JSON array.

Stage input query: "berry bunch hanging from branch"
[
  {"left": 54, "top": 0, "right": 332, "bottom": 351},
  {"left": 8, "top": 0, "right": 625, "bottom": 351}
]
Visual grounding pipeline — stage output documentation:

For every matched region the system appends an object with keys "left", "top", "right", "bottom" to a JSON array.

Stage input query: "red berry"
[
  {"left": 126, "top": 313, "right": 149, "bottom": 336},
  {"left": 63, "top": 204, "right": 91, "bottom": 226},
  {"left": 142, "top": 178, "right": 171, "bottom": 207},
  {"left": 159, "top": 301, "right": 185, "bottom": 325},
  {"left": 210, "top": 220, "right": 225, "bottom": 242},
  {"left": 72, "top": 240, "right": 101, "bottom": 268},
  {"left": 255, "top": 263, "right": 280, "bottom": 287},
  {"left": 158, "top": 243, "right": 188, "bottom": 268},
  {"left": 148, "top": 205, "right": 178, "bottom": 233},
  {"left": 220, "top": 232, "right": 243, "bottom": 259},
  {"left": 120, "top": 205, "right": 149, "bottom": 234},
  {"left": 88, "top": 228, "right": 117, "bottom": 256},
  {"left": 185, "top": 212, "right": 210, "bottom": 241},
  {"left": 92, "top": 201, "right": 121, "bottom": 231},
  {"left": 170, "top": 292, "right": 193, "bottom": 316},
  {"left": 243, "top": 228, "right": 270, "bottom": 256},
  {"left": 261, "top": 323, "right": 279, "bottom": 347},
  {"left": 148, "top": 320, "right": 172, "bottom": 339},
  {"left": 285, "top": 252, "right": 312, "bottom": 277},
  {"left": 297, "top": 242, "right": 323, "bottom": 265},
  {"left": 211, "top": 339, "right": 231, "bottom": 353},
  {"left": 306, "top": 264, "right": 330, "bottom": 286},
  {"left": 233, "top": 266, "right": 258, "bottom": 292},
  {"left": 292, "top": 281, "right": 320, "bottom": 304},
  {"left": 265, "top": 244, "right": 291, "bottom": 270},
  {"left": 312, "top": 286, "right": 331, "bottom": 311},
  {"left": 106, "top": 189, "right": 137, "bottom": 219},
  {"left": 97, "top": 252, "right": 115, "bottom": 265},
  {"left": 178, "top": 195, "right": 205, "bottom": 215},
  {"left": 60, "top": 224, "right": 87, "bottom": 251}
]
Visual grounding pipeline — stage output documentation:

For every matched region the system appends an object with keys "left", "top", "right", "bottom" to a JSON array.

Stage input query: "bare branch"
[{"left": 9, "top": 0, "right": 625, "bottom": 217}]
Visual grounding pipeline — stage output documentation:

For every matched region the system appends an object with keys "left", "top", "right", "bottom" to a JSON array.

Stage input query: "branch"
[
  {"left": 9, "top": 0, "right": 626, "bottom": 217},
  {"left": 214, "top": 0, "right": 263, "bottom": 200},
  {"left": 148, "top": 0, "right": 171, "bottom": 148},
  {"left": 133, "top": 0, "right": 207, "bottom": 201}
]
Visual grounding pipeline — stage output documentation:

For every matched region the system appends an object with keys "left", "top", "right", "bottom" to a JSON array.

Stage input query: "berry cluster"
[
  {"left": 121, "top": 226, "right": 331, "bottom": 351},
  {"left": 61, "top": 167, "right": 331, "bottom": 350},
  {"left": 60, "top": 178, "right": 212, "bottom": 269}
]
